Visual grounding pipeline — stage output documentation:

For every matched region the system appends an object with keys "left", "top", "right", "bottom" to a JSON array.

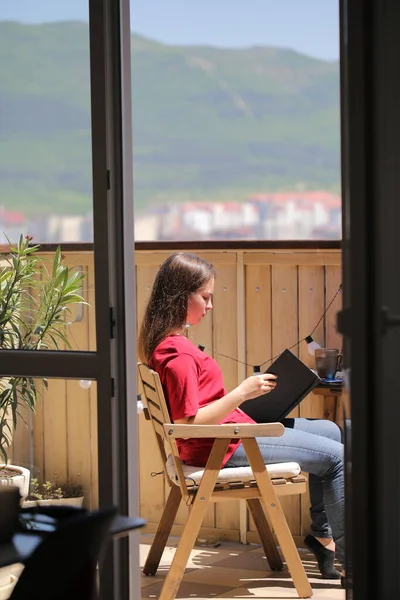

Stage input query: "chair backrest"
[
  {"left": 138, "top": 363, "right": 191, "bottom": 500},
  {"left": 10, "top": 507, "right": 117, "bottom": 600}
]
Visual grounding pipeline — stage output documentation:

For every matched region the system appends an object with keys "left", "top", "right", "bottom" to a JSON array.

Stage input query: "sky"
[{"left": 0, "top": 0, "right": 339, "bottom": 61}]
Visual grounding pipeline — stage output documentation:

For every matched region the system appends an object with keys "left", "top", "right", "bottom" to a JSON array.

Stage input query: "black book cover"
[{"left": 241, "top": 349, "right": 319, "bottom": 423}]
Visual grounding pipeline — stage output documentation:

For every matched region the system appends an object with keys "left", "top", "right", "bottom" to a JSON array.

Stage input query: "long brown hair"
[{"left": 138, "top": 253, "right": 216, "bottom": 362}]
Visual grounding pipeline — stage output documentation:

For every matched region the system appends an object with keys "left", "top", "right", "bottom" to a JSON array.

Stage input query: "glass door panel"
[
  {"left": 0, "top": 3, "right": 93, "bottom": 244},
  {"left": 0, "top": 4, "right": 96, "bottom": 353},
  {"left": 11, "top": 377, "right": 99, "bottom": 510},
  {"left": 1, "top": 1, "right": 137, "bottom": 597}
]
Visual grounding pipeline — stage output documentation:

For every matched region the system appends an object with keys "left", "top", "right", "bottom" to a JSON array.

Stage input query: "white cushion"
[{"left": 166, "top": 454, "right": 301, "bottom": 487}]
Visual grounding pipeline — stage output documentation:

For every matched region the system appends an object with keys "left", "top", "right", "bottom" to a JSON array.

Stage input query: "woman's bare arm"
[{"left": 175, "top": 373, "right": 277, "bottom": 425}]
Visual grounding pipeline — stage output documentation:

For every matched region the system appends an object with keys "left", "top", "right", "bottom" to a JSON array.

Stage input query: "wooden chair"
[{"left": 138, "top": 363, "right": 312, "bottom": 599}]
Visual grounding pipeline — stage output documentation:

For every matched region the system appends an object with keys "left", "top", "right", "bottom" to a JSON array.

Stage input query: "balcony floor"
[{"left": 140, "top": 534, "right": 345, "bottom": 599}]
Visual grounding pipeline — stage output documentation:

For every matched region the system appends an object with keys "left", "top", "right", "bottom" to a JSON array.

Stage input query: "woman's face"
[{"left": 186, "top": 277, "right": 214, "bottom": 326}]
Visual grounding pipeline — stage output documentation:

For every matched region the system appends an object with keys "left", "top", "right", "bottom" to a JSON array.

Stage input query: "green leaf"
[{"left": 0, "top": 239, "right": 87, "bottom": 458}]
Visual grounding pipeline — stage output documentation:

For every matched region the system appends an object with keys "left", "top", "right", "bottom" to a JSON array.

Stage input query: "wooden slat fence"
[
  {"left": 9, "top": 247, "right": 342, "bottom": 542},
  {"left": 135, "top": 249, "right": 342, "bottom": 542}
]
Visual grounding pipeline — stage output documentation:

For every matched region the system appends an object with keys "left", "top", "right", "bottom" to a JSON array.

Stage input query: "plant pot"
[
  {"left": 0, "top": 572, "right": 18, "bottom": 600},
  {"left": 22, "top": 496, "right": 84, "bottom": 508},
  {"left": 0, "top": 465, "right": 30, "bottom": 499}
]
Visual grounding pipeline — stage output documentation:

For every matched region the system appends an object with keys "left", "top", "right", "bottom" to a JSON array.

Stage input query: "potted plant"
[
  {"left": 0, "top": 235, "right": 86, "bottom": 498},
  {"left": 23, "top": 477, "right": 84, "bottom": 507}
]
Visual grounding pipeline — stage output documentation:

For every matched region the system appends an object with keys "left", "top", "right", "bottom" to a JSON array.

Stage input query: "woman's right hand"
[{"left": 238, "top": 374, "right": 278, "bottom": 402}]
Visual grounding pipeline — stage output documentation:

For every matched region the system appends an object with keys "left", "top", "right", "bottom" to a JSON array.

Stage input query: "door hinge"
[
  {"left": 111, "top": 377, "right": 115, "bottom": 398},
  {"left": 106, "top": 169, "right": 111, "bottom": 190},
  {"left": 381, "top": 307, "right": 400, "bottom": 334},
  {"left": 110, "top": 306, "right": 116, "bottom": 339}
]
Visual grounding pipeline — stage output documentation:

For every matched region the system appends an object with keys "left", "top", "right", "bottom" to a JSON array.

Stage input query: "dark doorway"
[{"left": 339, "top": 0, "right": 400, "bottom": 597}]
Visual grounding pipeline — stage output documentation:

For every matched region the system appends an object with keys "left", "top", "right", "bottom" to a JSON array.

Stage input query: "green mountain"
[{"left": 0, "top": 21, "right": 340, "bottom": 216}]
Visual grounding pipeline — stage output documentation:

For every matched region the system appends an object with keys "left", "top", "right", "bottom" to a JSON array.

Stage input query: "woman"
[{"left": 138, "top": 252, "right": 345, "bottom": 582}]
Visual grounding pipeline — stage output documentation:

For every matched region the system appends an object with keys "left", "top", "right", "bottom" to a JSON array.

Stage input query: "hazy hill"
[{"left": 0, "top": 21, "right": 340, "bottom": 216}]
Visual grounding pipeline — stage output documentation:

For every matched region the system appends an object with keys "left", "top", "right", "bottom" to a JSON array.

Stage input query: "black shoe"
[{"left": 304, "top": 535, "right": 341, "bottom": 579}]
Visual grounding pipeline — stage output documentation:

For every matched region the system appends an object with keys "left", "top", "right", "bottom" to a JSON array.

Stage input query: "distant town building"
[{"left": 0, "top": 191, "right": 342, "bottom": 243}]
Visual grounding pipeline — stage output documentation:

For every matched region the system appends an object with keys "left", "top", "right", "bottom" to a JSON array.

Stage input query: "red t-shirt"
[{"left": 150, "top": 335, "right": 255, "bottom": 467}]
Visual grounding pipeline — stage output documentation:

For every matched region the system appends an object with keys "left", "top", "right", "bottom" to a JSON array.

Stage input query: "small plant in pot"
[
  {"left": 23, "top": 477, "right": 84, "bottom": 507},
  {"left": 0, "top": 235, "right": 86, "bottom": 498}
]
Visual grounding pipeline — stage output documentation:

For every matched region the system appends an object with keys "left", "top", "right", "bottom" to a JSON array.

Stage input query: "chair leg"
[
  {"left": 242, "top": 439, "right": 312, "bottom": 599},
  {"left": 247, "top": 498, "right": 284, "bottom": 571},
  {"left": 143, "top": 484, "right": 182, "bottom": 575},
  {"left": 159, "top": 439, "right": 229, "bottom": 600}
]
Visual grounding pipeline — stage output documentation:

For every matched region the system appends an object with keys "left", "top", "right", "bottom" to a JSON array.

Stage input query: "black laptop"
[{"left": 241, "top": 348, "right": 319, "bottom": 423}]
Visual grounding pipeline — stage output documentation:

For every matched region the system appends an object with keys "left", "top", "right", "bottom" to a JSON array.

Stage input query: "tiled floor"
[{"left": 140, "top": 534, "right": 345, "bottom": 599}]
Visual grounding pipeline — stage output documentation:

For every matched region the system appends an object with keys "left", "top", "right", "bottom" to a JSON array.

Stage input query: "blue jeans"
[{"left": 225, "top": 418, "right": 345, "bottom": 565}]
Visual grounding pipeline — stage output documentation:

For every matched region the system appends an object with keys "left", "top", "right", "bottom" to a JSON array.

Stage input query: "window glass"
[
  {"left": 0, "top": 1, "right": 340, "bottom": 242},
  {"left": 8, "top": 377, "right": 98, "bottom": 510},
  {"left": 0, "top": 3, "right": 92, "bottom": 243},
  {"left": 131, "top": 0, "right": 341, "bottom": 241}
]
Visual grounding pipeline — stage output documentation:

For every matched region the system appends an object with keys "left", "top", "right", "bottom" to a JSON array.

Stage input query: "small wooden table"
[{"left": 312, "top": 382, "right": 345, "bottom": 429}]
